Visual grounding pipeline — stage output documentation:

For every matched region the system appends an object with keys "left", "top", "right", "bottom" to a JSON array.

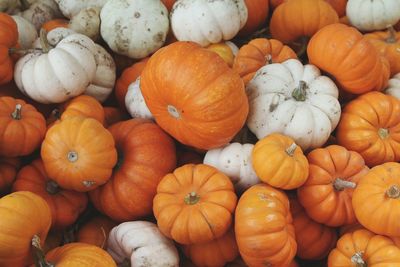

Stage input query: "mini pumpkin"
[
  {"left": 55, "top": 0, "right": 108, "bottom": 18},
  {"left": 11, "top": 15, "right": 37, "bottom": 49},
  {"left": 0, "top": 12, "right": 18, "bottom": 85},
  {"left": 385, "top": 73, "right": 400, "bottom": 99},
  {"left": 77, "top": 216, "right": 117, "bottom": 249},
  {"left": 206, "top": 42, "right": 237, "bottom": 67},
  {"left": 61, "top": 95, "right": 105, "bottom": 125},
  {"left": 238, "top": 0, "right": 269, "bottom": 36},
  {"left": 125, "top": 78, "right": 153, "bottom": 120},
  {"left": 0, "top": 157, "right": 19, "bottom": 196},
  {"left": 68, "top": 7, "right": 101, "bottom": 41},
  {"left": 17, "top": 0, "right": 62, "bottom": 30},
  {"left": 41, "top": 19, "right": 69, "bottom": 32}
]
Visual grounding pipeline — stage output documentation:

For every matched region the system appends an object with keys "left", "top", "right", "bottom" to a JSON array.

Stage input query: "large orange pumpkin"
[
  {"left": 153, "top": 164, "right": 237, "bottom": 245},
  {"left": 308, "top": 23, "right": 390, "bottom": 94},
  {"left": 297, "top": 145, "right": 369, "bottom": 227},
  {"left": 235, "top": 184, "right": 297, "bottom": 267},
  {"left": 89, "top": 119, "right": 176, "bottom": 222},
  {"left": 77, "top": 216, "right": 117, "bottom": 249},
  {"left": 238, "top": 0, "right": 269, "bottom": 36},
  {"left": 336, "top": 91, "right": 400, "bottom": 167},
  {"left": 326, "top": 0, "right": 347, "bottom": 17},
  {"left": 141, "top": 41, "right": 249, "bottom": 150},
  {"left": 0, "top": 13, "right": 18, "bottom": 85},
  {"left": 61, "top": 95, "right": 105, "bottom": 125},
  {"left": 0, "top": 157, "right": 19, "bottom": 196}
]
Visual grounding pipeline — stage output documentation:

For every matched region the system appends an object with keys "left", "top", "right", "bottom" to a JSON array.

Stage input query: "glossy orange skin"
[
  {"left": 308, "top": 23, "right": 390, "bottom": 94},
  {"left": 0, "top": 191, "right": 51, "bottom": 267},
  {"left": 90, "top": 119, "right": 176, "bottom": 222},
  {"left": 328, "top": 229, "right": 400, "bottom": 266},
  {"left": 103, "top": 107, "right": 128, "bottom": 127},
  {"left": 238, "top": 0, "right": 269, "bottom": 36},
  {"left": 206, "top": 42, "right": 235, "bottom": 67},
  {"left": 183, "top": 228, "right": 239, "bottom": 267},
  {"left": 270, "top": 0, "right": 339, "bottom": 44},
  {"left": 0, "top": 13, "right": 18, "bottom": 85},
  {"left": 153, "top": 164, "right": 237, "bottom": 245},
  {"left": 161, "top": 0, "right": 175, "bottom": 11},
  {"left": 62, "top": 95, "right": 105, "bottom": 125},
  {"left": 0, "top": 97, "right": 46, "bottom": 157},
  {"left": 41, "top": 117, "right": 117, "bottom": 192},
  {"left": 297, "top": 145, "right": 369, "bottom": 227},
  {"left": 0, "top": 157, "right": 20, "bottom": 196},
  {"left": 232, "top": 38, "right": 297, "bottom": 85},
  {"left": 235, "top": 184, "right": 297, "bottom": 267},
  {"left": 41, "top": 19, "right": 69, "bottom": 32},
  {"left": 337, "top": 92, "right": 400, "bottom": 167},
  {"left": 290, "top": 198, "right": 337, "bottom": 260},
  {"left": 77, "top": 216, "right": 117, "bottom": 249},
  {"left": 141, "top": 41, "right": 249, "bottom": 150},
  {"left": 12, "top": 159, "right": 88, "bottom": 229}
]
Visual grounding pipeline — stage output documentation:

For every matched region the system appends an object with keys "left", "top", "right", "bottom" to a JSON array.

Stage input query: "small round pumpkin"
[
  {"left": 0, "top": 12, "right": 18, "bottom": 85},
  {"left": 77, "top": 216, "right": 117, "bottom": 249},
  {"left": 206, "top": 42, "right": 236, "bottom": 67},
  {"left": 61, "top": 95, "right": 105, "bottom": 125},
  {"left": 238, "top": 0, "right": 269, "bottom": 36},
  {"left": 0, "top": 157, "right": 20, "bottom": 196},
  {"left": 153, "top": 164, "right": 237, "bottom": 245}
]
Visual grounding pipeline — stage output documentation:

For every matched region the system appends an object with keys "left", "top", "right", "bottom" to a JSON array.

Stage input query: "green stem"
[
  {"left": 39, "top": 29, "right": 51, "bottom": 53},
  {"left": 292, "top": 81, "right": 308, "bottom": 101},
  {"left": 386, "top": 26, "right": 397, "bottom": 43},
  {"left": 11, "top": 104, "right": 22, "bottom": 120},
  {"left": 32, "top": 235, "right": 55, "bottom": 267},
  {"left": 333, "top": 178, "right": 356, "bottom": 191},
  {"left": 184, "top": 192, "right": 200, "bottom": 205}
]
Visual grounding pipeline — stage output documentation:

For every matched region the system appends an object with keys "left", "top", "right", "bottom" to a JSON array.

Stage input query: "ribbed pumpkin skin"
[
  {"left": 61, "top": 95, "right": 105, "bottom": 125},
  {"left": 0, "top": 12, "right": 18, "bottom": 85},
  {"left": 0, "top": 157, "right": 20, "bottom": 196},
  {"left": 238, "top": 0, "right": 269, "bottom": 36},
  {"left": 77, "top": 216, "right": 117, "bottom": 249}
]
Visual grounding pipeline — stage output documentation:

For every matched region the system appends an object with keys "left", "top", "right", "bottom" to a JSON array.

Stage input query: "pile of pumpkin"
[{"left": 1, "top": 0, "right": 400, "bottom": 266}]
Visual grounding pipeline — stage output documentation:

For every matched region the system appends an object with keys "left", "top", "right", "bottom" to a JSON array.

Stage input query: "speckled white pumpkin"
[
  {"left": 18, "top": 0, "right": 62, "bottom": 30},
  {"left": 55, "top": 0, "right": 108, "bottom": 18},
  {"left": 11, "top": 15, "right": 37, "bottom": 49},
  {"left": 246, "top": 59, "right": 341, "bottom": 151},
  {"left": 170, "top": 0, "right": 248, "bottom": 47},
  {"left": 107, "top": 221, "right": 179, "bottom": 267},
  {"left": 100, "top": 0, "right": 169, "bottom": 59},
  {"left": 125, "top": 78, "right": 153, "bottom": 120},
  {"left": 204, "top": 143, "right": 259, "bottom": 193},
  {"left": 385, "top": 73, "right": 400, "bottom": 99},
  {"left": 347, "top": 0, "right": 400, "bottom": 31},
  {"left": 68, "top": 7, "right": 101, "bottom": 40}
]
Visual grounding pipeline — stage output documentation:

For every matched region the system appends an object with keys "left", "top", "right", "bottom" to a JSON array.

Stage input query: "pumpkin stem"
[
  {"left": 295, "top": 36, "right": 309, "bottom": 58},
  {"left": 333, "top": 178, "right": 356, "bottom": 191},
  {"left": 386, "top": 26, "right": 397, "bottom": 43},
  {"left": 39, "top": 29, "right": 51, "bottom": 53},
  {"left": 67, "top": 151, "right": 78, "bottom": 162},
  {"left": 32, "top": 235, "right": 55, "bottom": 267},
  {"left": 167, "top": 105, "right": 181, "bottom": 119},
  {"left": 8, "top": 47, "right": 43, "bottom": 54},
  {"left": 11, "top": 104, "right": 22, "bottom": 120},
  {"left": 265, "top": 54, "right": 273, "bottom": 64},
  {"left": 285, "top": 143, "right": 297, "bottom": 156},
  {"left": 184, "top": 191, "right": 200, "bottom": 205},
  {"left": 50, "top": 108, "right": 61, "bottom": 120},
  {"left": 351, "top": 252, "right": 367, "bottom": 267},
  {"left": 46, "top": 180, "right": 60, "bottom": 195},
  {"left": 387, "top": 185, "right": 400, "bottom": 199},
  {"left": 378, "top": 128, "right": 389, "bottom": 139},
  {"left": 120, "top": 258, "right": 131, "bottom": 267},
  {"left": 292, "top": 81, "right": 308, "bottom": 101}
]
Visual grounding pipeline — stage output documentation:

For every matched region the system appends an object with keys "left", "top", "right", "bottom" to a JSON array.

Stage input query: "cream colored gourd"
[
  {"left": 68, "top": 7, "right": 101, "bottom": 40},
  {"left": 125, "top": 78, "right": 153, "bottom": 120},
  {"left": 170, "top": 0, "right": 248, "bottom": 47},
  {"left": 246, "top": 59, "right": 341, "bottom": 151},
  {"left": 107, "top": 221, "right": 179, "bottom": 267},
  {"left": 385, "top": 73, "right": 400, "bottom": 99},
  {"left": 347, "top": 0, "right": 400, "bottom": 31},
  {"left": 18, "top": 0, "right": 62, "bottom": 30},
  {"left": 204, "top": 143, "right": 259, "bottom": 193},
  {"left": 55, "top": 0, "right": 108, "bottom": 18},
  {"left": 100, "top": 0, "right": 169, "bottom": 59},
  {"left": 11, "top": 15, "right": 37, "bottom": 49}
]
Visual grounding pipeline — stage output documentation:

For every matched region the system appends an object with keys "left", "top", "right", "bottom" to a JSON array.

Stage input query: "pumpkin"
[
  {"left": 55, "top": 0, "right": 108, "bottom": 18},
  {"left": 107, "top": 221, "right": 179, "bottom": 267},
  {"left": 238, "top": 0, "right": 269, "bottom": 36},
  {"left": 153, "top": 164, "right": 237, "bottom": 244},
  {"left": 0, "top": 157, "right": 19, "bottom": 196},
  {"left": 385, "top": 73, "right": 400, "bottom": 99},
  {"left": 12, "top": 159, "right": 88, "bottom": 229},
  {"left": 203, "top": 142, "right": 260, "bottom": 194},
  {"left": 336, "top": 91, "right": 400, "bottom": 167},
  {"left": 235, "top": 184, "right": 297, "bottom": 266},
  {"left": 103, "top": 107, "right": 127, "bottom": 127},
  {"left": 170, "top": 0, "right": 248, "bottom": 47},
  {"left": 270, "top": 0, "right": 283, "bottom": 9},
  {"left": 0, "top": 0, "right": 21, "bottom": 13},
  {"left": 246, "top": 58, "right": 341, "bottom": 151},
  {"left": 0, "top": 12, "right": 18, "bottom": 85},
  {"left": 365, "top": 27, "right": 400, "bottom": 76},
  {"left": 328, "top": 229, "right": 400, "bottom": 266},
  {"left": 141, "top": 41, "right": 249, "bottom": 150},
  {"left": 41, "top": 117, "right": 117, "bottom": 192},
  {"left": 125, "top": 78, "right": 153, "bottom": 120},
  {"left": 307, "top": 23, "right": 390, "bottom": 94},
  {"left": 206, "top": 42, "right": 237, "bottom": 67},
  {"left": 346, "top": 0, "right": 400, "bottom": 31},
  {"left": 352, "top": 162, "right": 400, "bottom": 237},
  {"left": 297, "top": 145, "right": 369, "bottom": 227},
  {"left": 18, "top": 0, "right": 62, "bottom": 30},
  {"left": 0, "top": 191, "right": 52, "bottom": 266},
  {"left": 270, "top": 0, "right": 339, "bottom": 44},
  {"left": 89, "top": 119, "right": 176, "bottom": 221},
  {"left": 68, "top": 7, "right": 101, "bottom": 41},
  {"left": 41, "top": 19, "right": 69, "bottom": 32},
  {"left": 77, "top": 216, "right": 117, "bottom": 249},
  {"left": 11, "top": 15, "right": 37, "bottom": 49},
  {"left": 252, "top": 133, "right": 309, "bottom": 190},
  {"left": 100, "top": 0, "right": 169, "bottom": 59},
  {"left": 161, "top": 0, "right": 175, "bottom": 11},
  {"left": 290, "top": 197, "right": 337, "bottom": 260},
  {"left": 61, "top": 95, "right": 105, "bottom": 125},
  {"left": 183, "top": 228, "right": 239, "bottom": 267},
  {"left": 232, "top": 38, "right": 297, "bottom": 85},
  {"left": 326, "top": 0, "right": 347, "bottom": 17},
  {"left": 0, "top": 96, "right": 46, "bottom": 157}
]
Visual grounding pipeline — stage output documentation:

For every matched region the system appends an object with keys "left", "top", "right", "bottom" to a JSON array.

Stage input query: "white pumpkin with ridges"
[
  {"left": 68, "top": 7, "right": 101, "bottom": 40},
  {"left": 11, "top": 15, "right": 37, "bottom": 49},
  {"left": 385, "top": 73, "right": 400, "bottom": 99},
  {"left": 125, "top": 77, "right": 153, "bottom": 120},
  {"left": 18, "top": 0, "right": 62, "bottom": 30},
  {"left": 55, "top": 0, "right": 108, "bottom": 18}
]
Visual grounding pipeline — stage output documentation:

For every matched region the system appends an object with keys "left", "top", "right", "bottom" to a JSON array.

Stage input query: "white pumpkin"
[
  {"left": 55, "top": 0, "right": 108, "bottom": 18},
  {"left": 204, "top": 143, "right": 259, "bottom": 193},
  {"left": 18, "top": 0, "right": 62, "bottom": 30},
  {"left": 125, "top": 77, "right": 153, "bottom": 120},
  {"left": 107, "top": 221, "right": 179, "bottom": 267},
  {"left": 246, "top": 59, "right": 341, "bottom": 151},
  {"left": 14, "top": 33, "right": 96, "bottom": 104},
  {"left": 68, "top": 7, "right": 101, "bottom": 40},
  {"left": 100, "top": 0, "right": 169, "bottom": 59},
  {"left": 347, "top": 0, "right": 400, "bottom": 31},
  {"left": 225, "top": 41, "right": 239, "bottom": 56},
  {"left": 170, "top": 0, "right": 248, "bottom": 47},
  {"left": 11, "top": 15, "right": 37, "bottom": 49},
  {"left": 385, "top": 73, "right": 400, "bottom": 99},
  {"left": 0, "top": 0, "right": 21, "bottom": 13}
]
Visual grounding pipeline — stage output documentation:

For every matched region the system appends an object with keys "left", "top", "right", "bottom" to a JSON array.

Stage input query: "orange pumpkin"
[
  {"left": 89, "top": 119, "right": 176, "bottom": 221},
  {"left": 41, "top": 117, "right": 117, "bottom": 192},
  {"left": 161, "top": 0, "right": 175, "bottom": 11},
  {"left": 0, "top": 13, "right": 18, "bottom": 85},
  {"left": 206, "top": 42, "right": 236, "bottom": 67},
  {"left": 232, "top": 38, "right": 297, "bottom": 85},
  {"left": 141, "top": 41, "right": 249, "bottom": 150},
  {"left": 103, "top": 106, "right": 128, "bottom": 127},
  {"left": 326, "top": 0, "right": 347, "bottom": 17},
  {"left": 77, "top": 216, "right": 117, "bottom": 249},
  {"left": 308, "top": 23, "right": 390, "bottom": 94},
  {"left": 238, "top": 0, "right": 269, "bottom": 36},
  {"left": 0, "top": 157, "right": 20, "bottom": 196},
  {"left": 297, "top": 145, "right": 369, "bottom": 227},
  {"left": 153, "top": 164, "right": 237, "bottom": 244},
  {"left": 270, "top": 0, "right": 339, "bottom": 44},
  {"left": 235, "top": 184, "right": 297, "bottom": 267},
  {"left": 270, "top": 0, "right": 284, "bottom": 9},
  {"left": 0, "top": 97, "right": 46, "bottom": 157},
  {"left": 183, "top": 228, "right": 239, "bottom": 267},
  {"left": 290, "top": 197, "right": 337, "bottom": 260},
  {"left": 41, "top": 19, "right": 69, "bottom": 32},
  {"left": 252, "top": 133, "right": 309, "bottom": 190},
  {"left": 336, "top": 91, "right": 400, "bottom": 167},
  {"left": 328, "top": 229, "right": 400, "bottom": 266},
  {"left": 12, "top": 159, "right": 88, "bottom": 229},
  {"left": 0, "top": 191, "right": 52, "bottom": 266},
  {"left": 61, "top": 95, "right": 105, "bottom": 125}
]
